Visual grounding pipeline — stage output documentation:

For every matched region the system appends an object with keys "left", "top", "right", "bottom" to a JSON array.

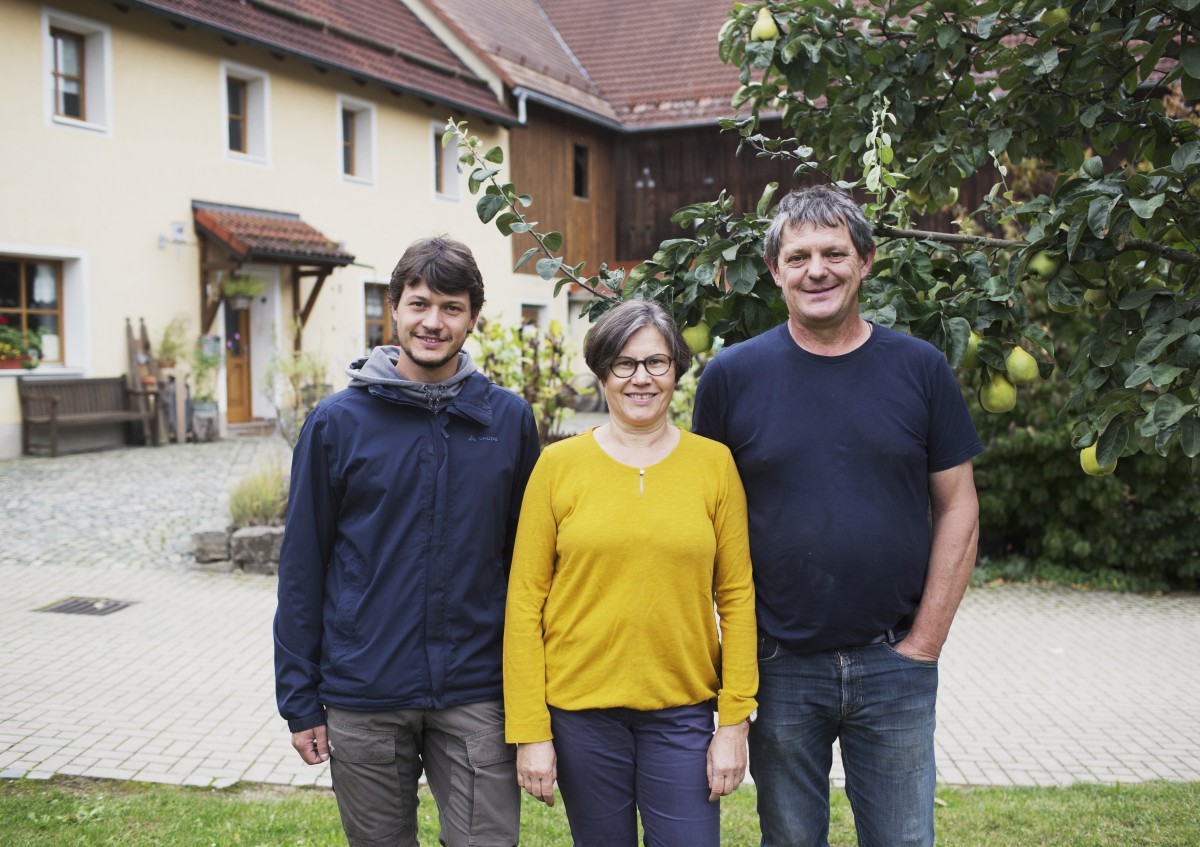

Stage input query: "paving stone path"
[{"left": 1, "top": 437, "right": 1198, "bottom": 789}]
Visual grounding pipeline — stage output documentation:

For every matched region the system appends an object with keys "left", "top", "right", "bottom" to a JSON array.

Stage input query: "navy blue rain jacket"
[{"left": 274, "top": 360, "right": 539, "bottom": 732}]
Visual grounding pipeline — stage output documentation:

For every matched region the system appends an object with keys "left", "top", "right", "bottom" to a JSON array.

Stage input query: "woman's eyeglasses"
[{"left": 609, "top": 355, "right": 673, "bottom": 378}]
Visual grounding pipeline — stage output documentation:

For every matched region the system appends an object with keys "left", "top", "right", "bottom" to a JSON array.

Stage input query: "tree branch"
[
  {"left": 1121, "top": 239, "right": 1200, "bottom": 267},
  {"left": 874, "top": 225, "right": 1024, "bottom": 249}
]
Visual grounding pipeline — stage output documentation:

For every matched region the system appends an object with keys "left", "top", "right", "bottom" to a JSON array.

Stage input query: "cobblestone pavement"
[{"left": 1, "top": 437, "right": 1199, "bottom": 790}]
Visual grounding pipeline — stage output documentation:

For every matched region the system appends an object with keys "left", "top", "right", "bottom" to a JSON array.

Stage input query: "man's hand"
[
  {"left": 892, "top": 634, "right": 941, "bottom": 663},
  {"left": 291, "top": 724, "right": 330, "bottom": 765},
  {"left": 516, "top": 740, "right": 557, "bottom": 807},
  {"left": 706, "top": 720, "right": 750, "bottom": 802}
]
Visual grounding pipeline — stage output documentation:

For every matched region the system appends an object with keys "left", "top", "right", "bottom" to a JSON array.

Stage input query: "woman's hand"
[
  {"left": 706, "top": 720, "right": 750, "bottom": 802},
  {"left": 516, "top": 740, "right": 558, "bottom": 806}
]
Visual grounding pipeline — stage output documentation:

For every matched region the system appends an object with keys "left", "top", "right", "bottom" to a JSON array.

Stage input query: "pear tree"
[{"left": 450, "top": 0, "right": 1200, "bottom": 466}]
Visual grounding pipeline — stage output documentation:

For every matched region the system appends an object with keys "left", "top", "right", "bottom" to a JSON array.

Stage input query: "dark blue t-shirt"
[{"left": 693, "top": 323, "right": 983, "bottom": 653}]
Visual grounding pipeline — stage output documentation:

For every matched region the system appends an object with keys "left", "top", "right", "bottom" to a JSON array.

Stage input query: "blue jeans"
[
  {"left": 550, "top": 703, "right": 720, "bottom": 847},
  {"left": 749, "top": 636, "right": 938, "bottom": 847}
]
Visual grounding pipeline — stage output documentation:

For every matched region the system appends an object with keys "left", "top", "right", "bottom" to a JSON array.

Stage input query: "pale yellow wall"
[{"left": 0, "top": 0, "right": 569, "bottom": 457}]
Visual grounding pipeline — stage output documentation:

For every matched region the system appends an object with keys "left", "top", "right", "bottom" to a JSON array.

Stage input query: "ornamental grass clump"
[{"left": 229, "top": 462, "right": 287, "bottom": 529}]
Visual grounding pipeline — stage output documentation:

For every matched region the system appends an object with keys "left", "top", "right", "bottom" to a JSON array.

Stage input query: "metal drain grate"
[{"left": 38, "top": 597, "right": 134, "bottom": 616}]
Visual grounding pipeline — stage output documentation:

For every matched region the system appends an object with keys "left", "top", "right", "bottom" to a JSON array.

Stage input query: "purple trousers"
[{"left": 549, "top": 702, "right": 720, "bottom": 847}]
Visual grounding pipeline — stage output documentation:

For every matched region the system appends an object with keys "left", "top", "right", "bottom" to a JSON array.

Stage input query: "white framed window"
[
  {"left": 338, "top": 95, "right": 376, "bottom": 184},
  {"left": 42, "top": 8, "right": 112, "bottom": 135},
  {"left": 221, "top": 61, "right": 270, "bottom": 163},
  {"left": 364, "top": 281, "right": 390, "bottom": 353},
  {"left": 433, "top": 121, "right": 460, "bottom": 200},
  {"left": 520, "top": 302, "right": 548, "bottom": 329},
  {"left": 0, "top": 242, "right": 88, "bottom": 375}
]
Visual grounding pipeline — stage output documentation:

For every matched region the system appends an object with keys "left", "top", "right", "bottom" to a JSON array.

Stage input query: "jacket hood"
[
  {"left": 346, "top": 346, "right": 476, "bottom": 388},
  {"left": 346, "top": 346, "right": 483, "bottom": 418}
]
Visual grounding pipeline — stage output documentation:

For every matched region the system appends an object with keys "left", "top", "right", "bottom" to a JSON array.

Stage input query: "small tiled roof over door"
[{"left": 192, "top": 201, "right": 355, "bottom": 266}]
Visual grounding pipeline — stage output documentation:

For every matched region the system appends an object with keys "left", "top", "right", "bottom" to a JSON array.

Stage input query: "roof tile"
[
  {"left": 130, "top": 0, "right": 514, "bottom": 123},
  {"left": 192, "top": 201, "right": 355, "bottom": 266}
]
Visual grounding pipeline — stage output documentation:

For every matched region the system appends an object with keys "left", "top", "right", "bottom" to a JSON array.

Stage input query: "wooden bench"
[{"left": 18, "top": 376, "right": 161, "bottom": 457}]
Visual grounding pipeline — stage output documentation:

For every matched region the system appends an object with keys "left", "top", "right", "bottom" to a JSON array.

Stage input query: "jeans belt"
[{"left": 865, "top": 627, "right": 909, "bottom": 645}]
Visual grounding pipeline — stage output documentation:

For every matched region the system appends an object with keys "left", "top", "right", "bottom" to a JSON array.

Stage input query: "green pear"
[
  {"left": 751, "top": 7, "right": 780, "bottom": 41},
  {"left": 681, "top": 322, "right": 713, "bottom": 355},
  {"left": 1039, "top": 7, "right": 1069, "bottom": 27},
  {"left": 1027, "top": 251, "right": 1061, "bottom": 281},
  {"left": 960, "top": 331, "right": 982, "bottom": 369},
  {"left": 979, "top": 372, "right": 1017, "bottom": 413},
  {"left": 1005, "top": 346, "right": 1039, "bottom": 384},
  {"left": 1080, "top": 443, "right": 1117, "bottom": 476}
]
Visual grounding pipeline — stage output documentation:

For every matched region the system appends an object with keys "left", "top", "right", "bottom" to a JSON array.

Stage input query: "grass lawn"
[{"left": 3, "top": 777, "right": 1198, "bottom": 846}]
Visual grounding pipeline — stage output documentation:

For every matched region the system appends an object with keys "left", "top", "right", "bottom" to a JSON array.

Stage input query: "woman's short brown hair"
[{"left": 583, "top": 299, "right": 692, "bottom": 385}]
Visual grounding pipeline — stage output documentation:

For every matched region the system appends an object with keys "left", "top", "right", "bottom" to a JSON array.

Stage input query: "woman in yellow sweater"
[{"left": 504, "top": 299, "right": 758, "bottom": 846}]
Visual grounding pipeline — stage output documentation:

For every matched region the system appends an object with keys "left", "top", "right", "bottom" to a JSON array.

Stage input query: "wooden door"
[{"left": 224, "top": 306, "right": 252, "bottom": 423}]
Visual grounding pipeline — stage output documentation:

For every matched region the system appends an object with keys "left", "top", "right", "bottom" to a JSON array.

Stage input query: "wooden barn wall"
[
  {"left": 612, "top": 123, "right": 1007, "bottom": 263},
  {"left": 509, "top": 104, "right": 1004, "bottom": 275},
  {"left": 613, "top": 121, "right": 807, "bottom": 262},
  {"left": 507, "top": 104, "right": 616, "bottom": 275}
]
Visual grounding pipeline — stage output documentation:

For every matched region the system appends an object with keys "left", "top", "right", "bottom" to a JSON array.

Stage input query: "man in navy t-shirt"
[{"left": 693, "top": 185, "right": 983, "bottom": 847}]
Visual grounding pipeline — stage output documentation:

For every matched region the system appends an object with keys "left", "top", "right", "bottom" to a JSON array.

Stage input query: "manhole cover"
[{"left": 37, "top": 597, "right": 134, "bottom": 616}]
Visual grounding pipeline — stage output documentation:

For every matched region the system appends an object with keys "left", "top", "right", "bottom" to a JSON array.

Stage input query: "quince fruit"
[{"left": 751, "top": 8, "right": 780, "bottom": 41}]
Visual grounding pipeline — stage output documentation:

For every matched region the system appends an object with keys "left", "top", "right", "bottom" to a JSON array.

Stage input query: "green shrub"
[
  {"left": 229, "top": 462, "right": 287, "bottom": 529},
  {"left": 974, "top": 426, "right": 1200, "bottom": 590}
]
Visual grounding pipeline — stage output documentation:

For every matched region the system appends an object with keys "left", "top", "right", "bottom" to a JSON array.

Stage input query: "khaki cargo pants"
[{"left": 326, "top": 700, "right": 519, "bottom": 847}]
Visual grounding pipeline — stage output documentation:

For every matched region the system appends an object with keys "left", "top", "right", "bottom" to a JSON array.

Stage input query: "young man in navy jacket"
[{"left": 275, "top": 236, "right": 540, "bottom": 847}]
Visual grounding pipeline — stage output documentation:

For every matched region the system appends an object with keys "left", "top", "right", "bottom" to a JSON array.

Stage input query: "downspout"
[{"left": 515, "top": 88, "right": 528, "bottom": 126}]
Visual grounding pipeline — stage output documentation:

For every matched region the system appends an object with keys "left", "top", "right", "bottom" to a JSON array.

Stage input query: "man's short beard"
[{"left": 396, "top": 338, "right": 461, "bottom": 374}]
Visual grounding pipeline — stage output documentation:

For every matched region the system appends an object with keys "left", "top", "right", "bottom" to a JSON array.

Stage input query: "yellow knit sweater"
[{"left": 503, "top": 427, "right": 758, "bottom": 743}]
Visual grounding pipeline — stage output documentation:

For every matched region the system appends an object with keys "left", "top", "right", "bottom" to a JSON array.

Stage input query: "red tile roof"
[
  {"left": 431, "top": 0, "right": 741, "bottom": 130},
  {"left": 127, "top": 0, "right": 747, "bottom": 131},
  {"left": 193, "top": 201, "right": 355, "bottom": 266},
  {"left": 429, "top": 0, "right": 619, "bottom": 124},
  {"left": 127, "top": 0, "right": 515, "bottom": 124},
  {"left": 539, "top": 0, "right": 741, "bottom": 129}
]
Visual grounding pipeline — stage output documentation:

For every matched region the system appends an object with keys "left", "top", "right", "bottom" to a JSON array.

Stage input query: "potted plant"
[
  {"left": 221, "top": 274, "right": 267, "bottom": 311},
  {"left": 0, "top": 317, "right": 42, "bottom": 370},
  {"left": 188, "top": 336, "right": 222, "bottom": 442},
  {"left": 155, "top": 315, "right": 189, "bottom": 370}
]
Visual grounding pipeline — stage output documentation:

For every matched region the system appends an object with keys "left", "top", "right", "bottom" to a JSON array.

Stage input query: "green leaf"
[
  {"left": 542, "top": 231, "right": 563, "bottom": 253},
  {"left": 1151, "top": 394, "right": 1196, "bottom": 429},
  {"left": 495, "top": 212, "right": 521, "bottom": 236},
  {"left": 1170, "top": 141, "right": 1200, "bottom": 171},
  {"left": 988, "top": 127, "right": 1008, "bottom": 157},
  {"left": 468, "top": 167, "right": 499, "bottom": 194},
  {"left": 726, "top": 256, "right": 759, "bottom": 294},
  {"left": 535, "top": 257, "right": 563, "bottom": 281},
  {"left": 1181, "top": 417, "right": 1200, "bottom": 458},
  {"left": 1151, "top": 363, "right": 1187, "bottom": 387},
  {"left": 514, "top": 247, "right": 539, "bottom": 271},
  {"left": 1134, "top": 326, "right": 1174, "bottom": 363},
  {"left": 1087, "top": 195, "right": 1119, "bottom": 238},
  {"left": 1096, "top": 422, "right": 1127, "bottom": 467},
  {"left": 483, "top": 145, "right": 504, "bottom": 164},
  {"left": 476, "top": 194, "right": 505, "bottom": 224},
  {"left": 1180, "top": 46, "right": 1200, "bottom": 79},
  {"left": 1124, "top": 363, "right": 1153, "bottom": 388},
  {"left": 1128, "top": 194, "right": 1165, "bottom": 219}
]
